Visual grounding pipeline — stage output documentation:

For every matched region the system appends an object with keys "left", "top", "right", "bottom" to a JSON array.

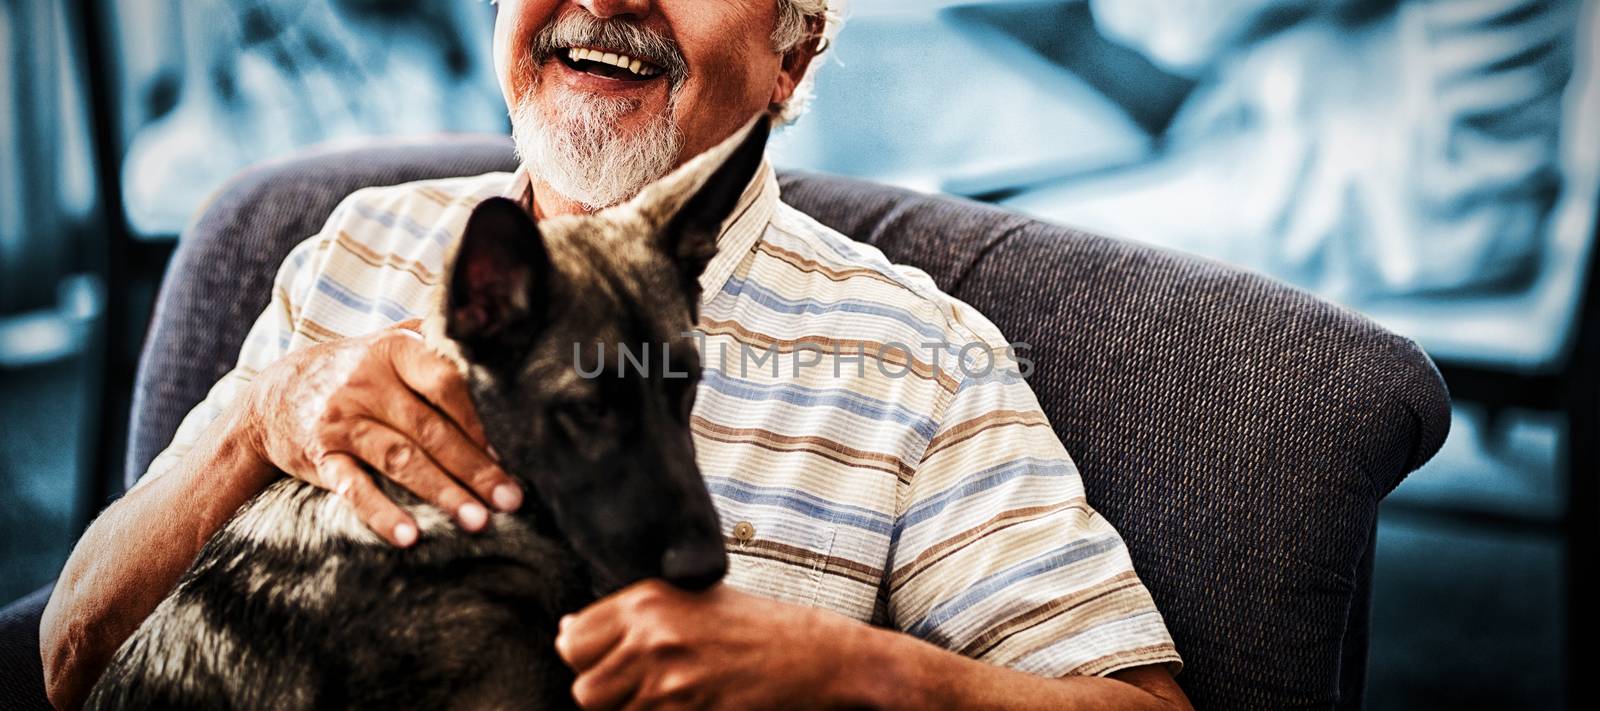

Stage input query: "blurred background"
[{"left": 1, "top": 0, "right": 1595, "bottom": 707}]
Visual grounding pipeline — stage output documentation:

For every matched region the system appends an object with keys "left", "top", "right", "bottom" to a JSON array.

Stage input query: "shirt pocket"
[{"left": 722, "top": 513, "right": 837, "bottom": 608}]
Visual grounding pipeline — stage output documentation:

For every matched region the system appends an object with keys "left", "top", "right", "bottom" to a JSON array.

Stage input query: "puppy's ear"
[
  {"left": 446, "top": 197, "right": 549, "bottom": 367},
  {"left": 660, "top": 116, "right": 770, "bottom": 310}
]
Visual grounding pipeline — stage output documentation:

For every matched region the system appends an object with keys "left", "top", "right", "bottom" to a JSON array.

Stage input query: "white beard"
[{"left": 511, "top": 89, "right": 682, "bottom": 211}]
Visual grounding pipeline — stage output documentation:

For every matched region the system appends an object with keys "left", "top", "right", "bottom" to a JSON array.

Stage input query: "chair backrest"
[{"left": 128, "top": 137, "right": 1450, "bottom": 710}]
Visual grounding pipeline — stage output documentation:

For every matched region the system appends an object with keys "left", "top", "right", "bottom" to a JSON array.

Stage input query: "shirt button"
[{"left": 732, "top": 521, "right": 756, "bottom": 544}]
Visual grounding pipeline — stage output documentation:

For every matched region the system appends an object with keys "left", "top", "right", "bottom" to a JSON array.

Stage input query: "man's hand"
[
  {"left": 243, "top": 320, "right": 522, "bottom": 545},
  {"left": 556, "top": 580, "right": 1193, "bottom": 711},
  {"left": 556, "top": 580, "right": 858, "bottom": 710}
]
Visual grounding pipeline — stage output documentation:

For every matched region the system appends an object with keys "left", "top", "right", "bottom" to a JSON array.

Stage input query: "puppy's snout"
[{"left": 660, "top": 542, "right": 728, "bottom": 590}]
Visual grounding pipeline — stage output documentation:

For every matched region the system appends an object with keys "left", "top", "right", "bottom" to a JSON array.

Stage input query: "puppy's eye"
[{"left": 553, "top": 400, "right": 611, "bottom": 434}]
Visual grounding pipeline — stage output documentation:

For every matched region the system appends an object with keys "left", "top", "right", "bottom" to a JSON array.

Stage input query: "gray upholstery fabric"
[{"left": 0, "top": 135, "right": 1448, "bottom": 710}]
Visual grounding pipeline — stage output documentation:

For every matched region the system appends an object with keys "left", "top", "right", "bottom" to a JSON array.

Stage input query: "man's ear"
[
  {"left": 770, "top": 14, "right": 826, "bottom": 110},
  {"left": 446, "top": 196, "right": 549, "bottom": 367},
  {"left": 660, "top": 116, "right": 771, "bottom": 308}
]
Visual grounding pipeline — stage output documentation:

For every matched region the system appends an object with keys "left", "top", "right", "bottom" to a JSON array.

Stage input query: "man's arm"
[
  {"left": 40, "top": 401, "right": 274, "bottom": 709},
  {"left": 845, "top": 605, "right": 1190, "bottom": 711},
  {"left": 41, "top": 213, "right": 522, "bottom": 707},
  {"left": 40, "top": 322, "right": 520, "bottom": 709},
  {"left": 41, "top": 228, "right": 321, "bottom": 709},
  {"left": 555, "top": 580, "right": 1191, "bottom": 710}
]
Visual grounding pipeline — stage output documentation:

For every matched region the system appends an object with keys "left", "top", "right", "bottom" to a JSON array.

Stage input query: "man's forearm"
[
  {"left": 40, "top": 401, "right": 274, "bottom": 709},
  {"left": 834, "top": 624, "right": 1189, "bottom": 711}
]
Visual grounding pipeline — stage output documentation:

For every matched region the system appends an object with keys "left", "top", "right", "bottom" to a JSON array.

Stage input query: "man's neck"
[{"left": 528, "top": 176, "right": 597, "bottom": 219}]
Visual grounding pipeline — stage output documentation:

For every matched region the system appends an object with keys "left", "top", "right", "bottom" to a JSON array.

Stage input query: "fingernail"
[
  {"left": 559, "top": 614, "right": 572, "bottom": 632},
  {"left": 492, "top": 483, "right": 523, "bottom": 512},
  {"left": 394, "top": 522, "right": 418, "bottom": 547},
  {"left": 459, "top": 502, "right": 488, "bottom": 531}
]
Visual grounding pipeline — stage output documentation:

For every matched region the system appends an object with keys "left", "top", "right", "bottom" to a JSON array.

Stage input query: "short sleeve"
[
  {"left": 131, "top": 229, "right": 331, "bottom": 490},
  {"left": 887, "top": 325, "right": 1182, "bottom": 678}
]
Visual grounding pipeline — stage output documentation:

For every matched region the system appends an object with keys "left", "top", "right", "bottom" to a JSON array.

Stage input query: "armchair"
[{"left": 0, "top": 137, "right": 1450, "bottom": 709}]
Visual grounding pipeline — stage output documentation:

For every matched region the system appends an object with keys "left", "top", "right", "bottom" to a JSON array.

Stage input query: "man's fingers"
[
  {"left": 317, "top": 453, "right": 418, "bottom": 547},
  {"left": 382, "top": 392, "right": 522, "bottom": 513},
  {"left": 345, "top": 419, "right": 491, "bottom": 532},
  {"left": 568, "top": 631, "right": 644, "bottom": 711},
  {"left": 383, "top": 331, "right": 523, "bottom": 513},
  {"left": 385, "top": 332, "right": 491, "bottom": 449},
  {"left": 556, "top": 606, "right": 628, "bottom": 674}
]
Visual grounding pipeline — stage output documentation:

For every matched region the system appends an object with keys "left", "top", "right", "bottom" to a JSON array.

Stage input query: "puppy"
[{"left": 86, "top": 117, "right": 772, "bottom": 710}]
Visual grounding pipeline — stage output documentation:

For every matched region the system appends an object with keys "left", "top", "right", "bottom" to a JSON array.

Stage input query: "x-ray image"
[
  {"left": 1, "top": 0, "right": 96, "bottom": 311},
  {"left": 777, "top": 0, "right": 1594, "bottom": 301},
  {"left": 1030, "top": 0, "right": 1588, "bottom": 298},
  {"left": 114, "top": 0, "right": 507, "bottom": 237}
]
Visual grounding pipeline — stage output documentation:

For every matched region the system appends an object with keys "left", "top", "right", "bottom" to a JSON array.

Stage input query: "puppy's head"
[{"left": 434, "top": 117, "right": 770, "bottom": 593}]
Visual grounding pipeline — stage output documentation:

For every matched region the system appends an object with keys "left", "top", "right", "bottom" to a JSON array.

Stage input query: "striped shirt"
[{"left": 142, "top": 159, "right": 1181, "bottom": 678}]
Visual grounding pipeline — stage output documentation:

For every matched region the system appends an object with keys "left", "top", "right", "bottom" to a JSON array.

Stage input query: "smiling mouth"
[{"left": 558, "top": 47, "right": 664, "bottom": 81}]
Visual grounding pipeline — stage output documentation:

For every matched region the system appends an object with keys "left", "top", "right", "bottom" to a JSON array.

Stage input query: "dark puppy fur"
[{"left": 87, "top": 118, "right": 771, "bottom": 710}]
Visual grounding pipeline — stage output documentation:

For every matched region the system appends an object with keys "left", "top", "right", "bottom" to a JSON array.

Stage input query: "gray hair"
[{"left": 770, "top": 0, "right": 843, "bottom": 124}]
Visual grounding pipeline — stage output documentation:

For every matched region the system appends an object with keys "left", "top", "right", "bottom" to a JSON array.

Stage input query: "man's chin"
[{"left": 510, "top": 96, "right": 682, "bottom": 213}]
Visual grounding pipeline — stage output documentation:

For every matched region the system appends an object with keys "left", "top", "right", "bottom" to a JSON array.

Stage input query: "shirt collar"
[
  {"left": 502, "top": 167, "right": 533, "bottom": 207},
  {"left": 501, "top": 159, "right": 778, "bottom": 308}
]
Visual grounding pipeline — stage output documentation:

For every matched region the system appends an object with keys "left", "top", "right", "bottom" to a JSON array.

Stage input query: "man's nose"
[{"left": 577, "top": 0, "right": 652, "bottom": 20}]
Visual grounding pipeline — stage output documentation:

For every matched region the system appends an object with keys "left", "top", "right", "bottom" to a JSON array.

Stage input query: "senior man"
[{"left": 42, "top": 1, "right": 1191, "bottom": 708}]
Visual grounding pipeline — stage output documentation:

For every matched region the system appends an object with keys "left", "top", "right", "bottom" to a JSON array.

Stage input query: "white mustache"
[{"left": 528, "top": 12, "right": 689, "bottom": 88}]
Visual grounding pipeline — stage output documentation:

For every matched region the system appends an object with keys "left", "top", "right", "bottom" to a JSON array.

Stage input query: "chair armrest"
[{"left": 0, "top": 584, "right": 54, "bottom": 710}]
